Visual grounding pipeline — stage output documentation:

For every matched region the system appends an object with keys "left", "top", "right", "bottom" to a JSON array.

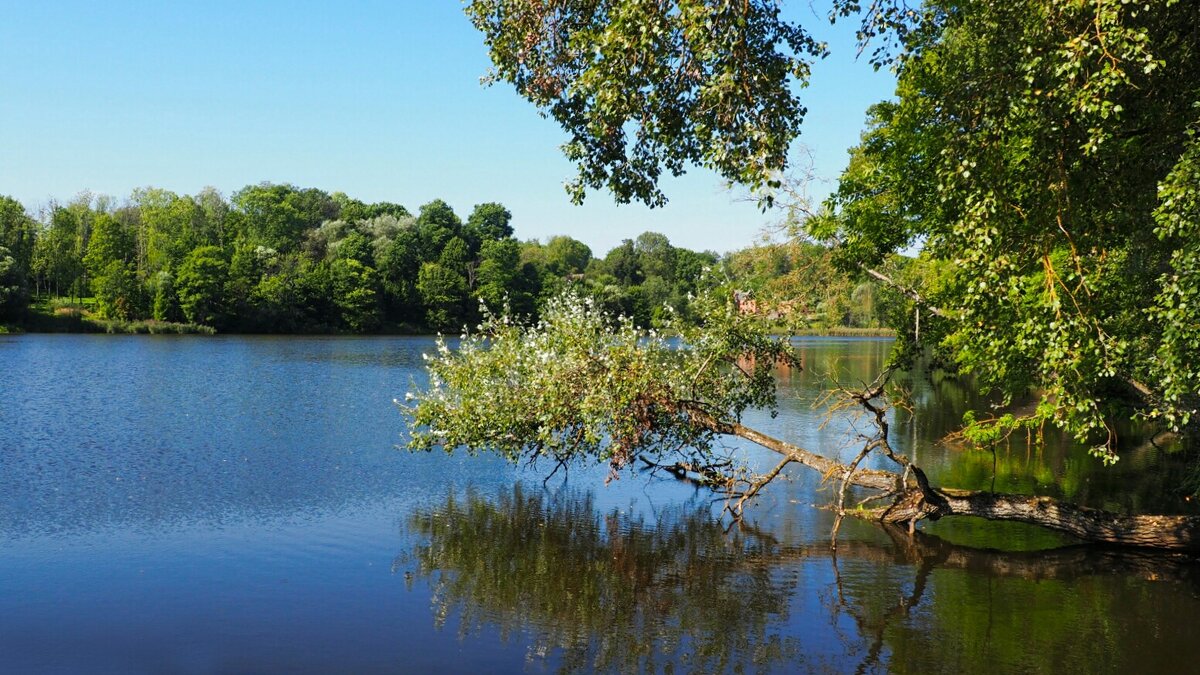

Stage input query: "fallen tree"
[{"left": 402, "top": 294, "right": 1200, "bottom": 551}]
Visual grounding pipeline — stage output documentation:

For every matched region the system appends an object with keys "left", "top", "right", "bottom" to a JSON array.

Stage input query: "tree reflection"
[
  {"left": 829, "top": 525, "right": 1200, "bottom": 674},
  {"left": 400, "top": 486, "right": 1200, "bottom": 673},
  {"left": 401, "top": 485, "right": 806, "bottom": 672}
]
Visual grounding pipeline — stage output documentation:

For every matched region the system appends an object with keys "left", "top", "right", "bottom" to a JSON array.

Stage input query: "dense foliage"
[
  {"left": 405, "top": 291, "right": 792, "bottom": 476},
  {"left": 820, "top": 0, "right": 1200, "bottom": 453},
  {"left": 0, "top": 191, "right": 714, "bottom": 332},
  {"left": 1, "top": 183, "right": 897, "bottom": 333},
  {"left": 466, "top": 0, "right": 827, "bottom": 206}
]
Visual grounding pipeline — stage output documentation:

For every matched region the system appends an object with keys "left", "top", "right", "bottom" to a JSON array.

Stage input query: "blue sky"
[{"left": 0, "top": 1, "right": 894, "bottom": 254}]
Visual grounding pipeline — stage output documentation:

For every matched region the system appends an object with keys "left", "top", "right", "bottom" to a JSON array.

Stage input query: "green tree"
[
  {"left": 152, "top": 271, "right": 181, "bottom": 323},
  {"left": 634, "top": 232, "right": 675, "bottom": 282},
  {"left": 475, "top": 238, "right": 534, "bottom": 315},
  {"left": 231, "top": 183, "right": 336, "bottom": 251},
  {"left": 465, "top": 0, "right": 830, "bottom": 205},
  {"left": 821, "top": 0, "right": 1200, "bottom": 454},
  {"left": 132, "top": 187, "right": 213, "bottom": 278},
  {"left": 196, "top": 187, "right": 231, "bottom": 248},
  {"left": 417, "top": 261, "right": 467, "bottom": 331},
  {"left": 34, "top": 205, "right": 86, "bottom": 299},
  {"left": 83, "top": 214, "right": 140, "bottom": 319},
  {"left": 463, "top": 202, "right": 513, "bottom": 253},
  {"left": 405, "top": 291, "right": 1200, "bottom": 548},
  {"left": 333, "top": 230, "right": 374, "bottom": 267},
  {"left": 377, "top": 227, "right": 423, "bottom": 322},
  {"left": 415, "top": 199, "right": 463, "bottom": 259},
  {"left": 93, "top": 260, "right": 140, "bottom": 321},
  {"left": 0, "top": 245, "right": 27, "bottom": 322},
  {"left": 82, "top": 214, "right": 133, "bottom": 276},
  {"left": 176, "top": 245, "right": 228, "bottom": 326},
  {"left": 543, "top": 235, "right": 592, "bottom": 276},
  {"left": 331, "top": 257, "right": 382, "bottom": 332},
  {"left": 0, "top": 196, "right": 36, "bottom": 316},
  {"left": 601, "top": 239, "right": 642, "bottom": 285},
  {"left": 438, "top": 236, "right": 471, "bottom": 284},
  {"left": 469, "top": 0, "right": 1200, "bottom": 454},
  {"left": 0, "top": 196, "right": 36, "bottom": 284}
]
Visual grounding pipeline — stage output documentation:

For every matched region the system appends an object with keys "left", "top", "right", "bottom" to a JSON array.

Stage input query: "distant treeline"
[{"left": 0, "top": 185, "right": 909, "bottom": 333}]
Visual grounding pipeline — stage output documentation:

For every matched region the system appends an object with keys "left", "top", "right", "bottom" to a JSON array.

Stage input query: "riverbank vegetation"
[
  {"left": 16, "top": 298, "right": 214, "bottom": 335},
  {"left": 0, "top": 189, "right": 906, "bottom": 334}
]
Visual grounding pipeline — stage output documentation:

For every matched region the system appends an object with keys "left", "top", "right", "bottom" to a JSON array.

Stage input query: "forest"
[{"left": 0, "top": 186, "right": 902, "bottom": 334}]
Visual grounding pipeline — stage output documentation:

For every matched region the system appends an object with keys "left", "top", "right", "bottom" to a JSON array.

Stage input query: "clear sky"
[{"left": 0, "top": 1, "right": 894, "bottom": 255}]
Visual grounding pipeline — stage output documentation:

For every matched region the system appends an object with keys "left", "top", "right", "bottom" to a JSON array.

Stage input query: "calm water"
[{"left": 2, "top": 334, "right": 1198, "bottom": 674}]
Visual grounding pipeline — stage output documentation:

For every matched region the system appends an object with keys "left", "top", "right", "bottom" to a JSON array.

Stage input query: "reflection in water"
[
  {"left": 403, "top": 485, "right": 807, "bottom": 672},
  {"left": 404, "top": 486, "right": 1200, "bottom": 674}
]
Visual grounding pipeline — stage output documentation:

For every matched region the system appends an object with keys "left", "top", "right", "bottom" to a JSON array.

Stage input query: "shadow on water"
[{"left": 401, "top": 485, "right": 1200, "bottom": 674}]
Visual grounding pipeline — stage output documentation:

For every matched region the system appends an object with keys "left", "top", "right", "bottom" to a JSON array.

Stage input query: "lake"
[{"left": 2, "top": 334, "right": 1198, "bottom": 673}]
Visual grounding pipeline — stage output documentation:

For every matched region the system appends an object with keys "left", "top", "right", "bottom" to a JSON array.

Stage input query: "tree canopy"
[
  {"left": 818, "top": 0, "right": 1200, "bottom": 456},
  {"left": 465, "top": 0, "right": 829, "bottom": 206}
]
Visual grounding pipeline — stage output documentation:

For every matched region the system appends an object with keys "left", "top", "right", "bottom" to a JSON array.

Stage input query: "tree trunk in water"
[
  {"left": 874, "top": 488, "right": 1200, "bottom": 551},
  {"left": 702, "top": 417, "right": 1200, "bottom": 551}
]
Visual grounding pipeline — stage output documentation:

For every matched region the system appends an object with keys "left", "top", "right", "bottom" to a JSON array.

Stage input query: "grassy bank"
[{"left": 16, "top": 301, "right": 215, "bottom": 335}]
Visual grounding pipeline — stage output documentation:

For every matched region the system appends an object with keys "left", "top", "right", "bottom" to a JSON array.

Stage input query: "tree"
[
  {"left": 634, "top": 231, "right": 676, "bottom": 282},
  {"left": 82, "top": 214, "right": 134, "bottom": 276},
  {"left": 231, "top": 183, "right": 336, "bottom": 251},
  {"left": 93, "top": 260, "right": 140, "bottom": 321},
  {"left": 332, "top": 230, "right": 374, "bottom": 267},
  {"left": 404, "top": 293, "right": 1200, "bottom": 549},
  {"left": 196, "top": 187, "right": 231, "bottom": 248},
  {"left": 464, "top": 202, "right": 513, "bottom": 252},
  {"left": 0, "top": 196, "right": 36, "bottom": 285},
  {"left": 377, "top": 227, "right": 423, "bottom": 322},
  {"left": 818, "top": 0, "right": 1200, "bottom": 455},
  {"left": 152, "top": 271, "right": 181, "bottom": 323},
  {"left": 415, "top": 199, "right": 463, "bottom": 259},
  {"left": 417, "top": 261, "right": 467, "bottom": 331},
  {"left": 0, "top": 245, "right": 27, "bottom": 322},
  {"left": 34, "top": 205, "right": 86, "bottom": 299},
  {"left": 453, "top": 1, "right": 1200, "bottom": 534},
  {"left": 475, "top": 238, "right": 534, "bottom": 315},
  {"left": 0, "top": 196, "right": 36, "bottom": 317},
  {"left": 84, "top": 214, "right": 140, "bottom": 319},
  {"left": 543, "top": 236, "right": 592, "bottom": 276},
  {"left": 132, "top": 187, "right": 212, "bottom": 278},
  {"left": 331, "top": 257, "right": 382, "bottom": 332},
  {"left": 602, "top": 239, "right": 642, "bottom": 285},
  {"left": 176, "top": 245, "right": 228, "bottom": 326}
]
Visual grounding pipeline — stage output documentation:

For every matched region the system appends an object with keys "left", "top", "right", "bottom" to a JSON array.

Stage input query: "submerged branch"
[{"left": 727, "top": 456, "right": 793, "bottom": 519}]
